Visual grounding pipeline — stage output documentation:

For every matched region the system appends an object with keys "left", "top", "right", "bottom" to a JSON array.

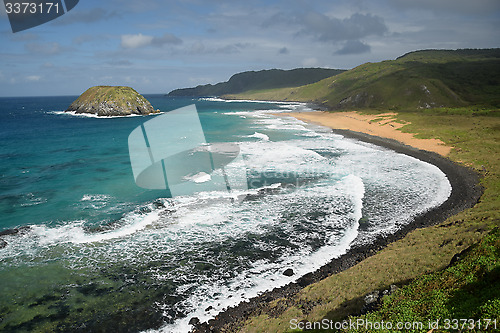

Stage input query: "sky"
[{"left": 0, "top": 0, "right": 499, "bottom": 97}]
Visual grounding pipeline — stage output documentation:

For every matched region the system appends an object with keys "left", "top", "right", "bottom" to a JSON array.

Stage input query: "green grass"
[
  {"left": 74, "top": 86, "right": 148, "bottom": 108},
  {"left": 69, "top": 86, "right": 156, "bottom": 116},
  {"left": 234, "top": 109, "right": 500, "bottom": 333},
  {"left": 343, "top": 227, "right": 500, "bottom": 333},
  {"left": 229, "top": 49, "right": 500, "bottom": 111}
]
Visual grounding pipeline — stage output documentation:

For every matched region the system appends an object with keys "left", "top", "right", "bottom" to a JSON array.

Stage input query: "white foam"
[
  {"left": 200, "top": 97, "right": 302, "bottom": 105},
  {"left": 222, "top": 109, "right": 282, "bottom": 117},
  {"left": 49, "top": 111, "right": 162, "bottom": 119},
  {"left": 28, "top": 209, "right": 160, "bottom": 245},
  {"left": 81, "top": 194, "right": 112, "bottom": 202},
  {"left": 183, "top": 172, "right": 212, "bottom": 183},
  {"left": 222, "top": 111, "right": 253, "bottom": 117},
  {"left": 245, "top": 113, "right": 315, "bottom": 133},
  {"left": 323, "top": 136, "right": 453, "bottom": 239},
  {"left": 245, "top": 132, "right": 269, "bottom": 141},
  {"left": 156, "top": 175, "right": 365, "bottom": 333},
  {"left": 277, "top": 103, "right": 316, "bottom": 113},
  {"left": 198, "top": 97, "right": 227, "bottom": 102},
  {"left": 240, "top": 140, "right": 327, "bottom": 176}
]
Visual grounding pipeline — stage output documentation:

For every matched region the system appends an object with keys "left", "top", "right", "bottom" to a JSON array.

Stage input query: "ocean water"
[{"left": 0, "top": 96, "right": 451, "bottom": 332}]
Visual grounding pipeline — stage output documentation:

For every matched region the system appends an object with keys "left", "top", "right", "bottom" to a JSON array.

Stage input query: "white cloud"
[
  {"left": 26, "top": 75, "right": 41, "bottom": 82},
  {"left": 121, "top": 33, "right": 182, "bottom": 49},
  {"left": 121, "top": 33, "right": 154, "bottom": 49}
]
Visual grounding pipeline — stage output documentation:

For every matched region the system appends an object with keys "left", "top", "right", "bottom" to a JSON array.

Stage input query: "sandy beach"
[{"left": 281, "top": 111, "right": 452, "bottom": 156}]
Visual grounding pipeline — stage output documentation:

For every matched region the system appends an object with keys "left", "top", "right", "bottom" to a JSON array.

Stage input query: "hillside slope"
[
  {"left": 227, "top": 49, "right": 500, "bottom": 110},
  {"left": 167, "top": 68, "right": 345, "bottom": 97}
]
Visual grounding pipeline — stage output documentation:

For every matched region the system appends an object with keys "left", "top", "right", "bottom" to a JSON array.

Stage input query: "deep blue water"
[{"left": 0, "top": 95, "right": 451, "bottom": 332}]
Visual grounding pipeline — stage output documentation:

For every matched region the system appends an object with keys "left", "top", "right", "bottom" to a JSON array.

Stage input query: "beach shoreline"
[
  {"left": 281, "top": 111, "right": 452, "bottom": 156},
  {"left": 190, "top": 111, "right": 483, "bottom": 333}
]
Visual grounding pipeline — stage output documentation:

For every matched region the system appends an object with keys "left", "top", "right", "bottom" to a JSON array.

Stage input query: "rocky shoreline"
[{"left": 189, "top": 128, "right": 483, "bottom": 333}]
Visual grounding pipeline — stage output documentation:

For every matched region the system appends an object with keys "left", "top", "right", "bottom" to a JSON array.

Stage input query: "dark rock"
[
  {"left": 189, "top": 317, "right": 200, "bottom": 326},
  {"left": 153, "top": 200, "right": 166, "bottom": 209},
  {"left": 242, "top": 184, "right": 284, "bottom": 202},
  {"left": 17, "top": 226, "right": 32, "bottom": 234},
  {"left": 65, "top": 86, "right": 159, "bottom": 117},
  {"left": 0, "top": 239, "right": 7, "bottom": 249},
  {"left": 0, "top": 226, "right": 31, "bottom": 237},
  {"left": 0, "top": 228, "right": 18, "bottom": 236},
  {"left": 205, "top": 306, "right": 213, "bottom": 312},
  {"left": 283, "top": 268, "right": 294, "bottom": 277}
]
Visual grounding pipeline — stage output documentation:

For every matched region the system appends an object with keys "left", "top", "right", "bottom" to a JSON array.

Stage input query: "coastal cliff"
[{"left": 66, "top": 86, "right": 158, "bottom": 117}]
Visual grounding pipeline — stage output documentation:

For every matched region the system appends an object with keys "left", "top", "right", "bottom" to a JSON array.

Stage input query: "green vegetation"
[
  {"left": 235, "top": 109, "right": 500, "bottom": 333},
  {"left": 228, "top": 49, "right": 500, "bottom": 110},
  {"left": 167, "top": 68, "right": 345, "bottom": 97},
  {"left": 344, "top": 227, "right": 500, "bottom": 333},
  {"left": 66, "top": 86, "right": 157, "bottom": 116}
]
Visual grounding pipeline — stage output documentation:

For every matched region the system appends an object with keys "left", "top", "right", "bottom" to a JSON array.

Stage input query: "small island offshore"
[{"left": 66, "top": 86, "right": 159, "bottom": 117}]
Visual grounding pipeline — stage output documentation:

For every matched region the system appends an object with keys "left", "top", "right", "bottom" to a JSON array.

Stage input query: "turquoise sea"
[{"left": 0, "top": 96, "right": 451, "bottom": 332}]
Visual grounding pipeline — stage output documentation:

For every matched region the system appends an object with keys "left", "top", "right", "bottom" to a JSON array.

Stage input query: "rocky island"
[{"left": 66, "top": 86, "right": 159, "bottom": 117}]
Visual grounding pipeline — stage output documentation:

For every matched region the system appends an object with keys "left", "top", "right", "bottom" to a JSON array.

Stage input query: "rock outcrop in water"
[{"left": 66, "top": 86, "right": 159, "bottom": 117}]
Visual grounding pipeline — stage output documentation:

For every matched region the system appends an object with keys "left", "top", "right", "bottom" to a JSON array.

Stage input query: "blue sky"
[{"left": 0, "top": 0, "right": 499, "bottom": 97}]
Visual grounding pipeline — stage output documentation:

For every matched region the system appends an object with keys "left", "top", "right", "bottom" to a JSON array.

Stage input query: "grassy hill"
[
  {"left": 227, "top": 49, "right": 500, "bottom": 110},
  {"left": 167, "top": 68, "right": 345, "bottom": 97}
]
